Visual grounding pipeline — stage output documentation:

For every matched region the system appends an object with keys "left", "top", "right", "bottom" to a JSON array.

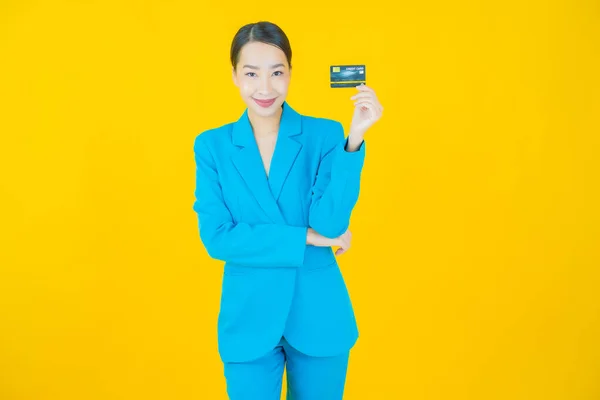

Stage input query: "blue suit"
[{"left": 193, "top": 101, "right": 366, "bottom": 397}]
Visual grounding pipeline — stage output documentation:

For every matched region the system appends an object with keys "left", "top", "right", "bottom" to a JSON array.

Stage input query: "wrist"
[
  {"left": 346, "top": 134, "right": 364, "bottom": 152},
  {"left": 306, "top": 228, "right": 315, "bottom": 245}
]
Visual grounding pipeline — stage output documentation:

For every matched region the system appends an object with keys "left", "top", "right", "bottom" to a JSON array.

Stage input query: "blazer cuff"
[
  {"left": 332, "top": 137, "right": 366, "bottom": 176},
  {"left": 284, "top": 226, "right": 308, "bottom": 267}
]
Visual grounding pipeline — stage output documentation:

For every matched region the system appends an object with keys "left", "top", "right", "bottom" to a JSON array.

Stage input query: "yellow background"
[{"left": 1, "top": 1, "right": 599, "bottom": 399}]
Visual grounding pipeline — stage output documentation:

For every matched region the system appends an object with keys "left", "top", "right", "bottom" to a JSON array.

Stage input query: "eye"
[
  {"left": 245, "top": 72, "right": 257, "bottom": 77},
  {"left": 273, "top": 71, "right": 283, "bottom": 76}
]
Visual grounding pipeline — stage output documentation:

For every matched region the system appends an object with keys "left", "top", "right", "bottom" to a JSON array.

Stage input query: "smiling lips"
[{"left": 253, "top": 97, "right": 276, "bottom": 108}]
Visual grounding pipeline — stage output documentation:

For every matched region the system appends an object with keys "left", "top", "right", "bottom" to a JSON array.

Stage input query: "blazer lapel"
[
  {"left": 230, "top": 106, "right": 283, "bottom": 225},
  {"left": 268, "top": 101, "right": 303, "bottom": 202},
  {"left": 230, "top": 101, "right": 303, "bottom": 224}
]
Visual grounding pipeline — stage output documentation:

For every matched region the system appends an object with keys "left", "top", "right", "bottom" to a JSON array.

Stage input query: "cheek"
[
  {"left": 274, "top": 77, "right": 290, "bottom": 93},
  {"left": 239, "top": 81, "right": 255, "bottom": 95}
]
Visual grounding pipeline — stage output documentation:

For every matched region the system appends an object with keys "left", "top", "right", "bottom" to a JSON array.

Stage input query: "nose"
[{"left": 257, "top": 74, "right": 272, "bottom": 94}]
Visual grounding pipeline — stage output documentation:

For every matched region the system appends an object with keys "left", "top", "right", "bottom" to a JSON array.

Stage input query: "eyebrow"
[{"left": 242, "top": 63, "right": 285, "bottom": 70}]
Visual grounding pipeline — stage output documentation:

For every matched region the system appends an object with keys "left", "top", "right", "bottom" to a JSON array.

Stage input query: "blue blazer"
[{"left": 193, "top": 100, "right": 366, "bottom": 363}]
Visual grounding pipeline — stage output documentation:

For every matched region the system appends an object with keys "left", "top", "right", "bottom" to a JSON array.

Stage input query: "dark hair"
[{"left": 230, "top": 21, "right": 292, "bottom": 71}]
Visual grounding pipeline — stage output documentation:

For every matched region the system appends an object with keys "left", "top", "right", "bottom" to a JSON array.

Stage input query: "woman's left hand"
[{"left": 349, "top": 84, "right": 383, "bottom": 139}]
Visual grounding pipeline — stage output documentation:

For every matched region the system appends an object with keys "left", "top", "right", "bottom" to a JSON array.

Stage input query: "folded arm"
[{"left": 193, "top": 135, "right": 308, "bottom": 267}]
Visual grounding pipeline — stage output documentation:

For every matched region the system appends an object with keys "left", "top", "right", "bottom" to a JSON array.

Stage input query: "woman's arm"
[
  {"left": 193, "top": 135, "right": 308, "bottom": 268},
  {"left": 308, "top": 121, "right": 366, "bottom": 239}
]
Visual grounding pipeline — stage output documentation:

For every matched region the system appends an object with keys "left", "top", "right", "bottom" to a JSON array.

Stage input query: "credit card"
[{"left": 330, "top": 65, "right": 366, "bottom": 88}]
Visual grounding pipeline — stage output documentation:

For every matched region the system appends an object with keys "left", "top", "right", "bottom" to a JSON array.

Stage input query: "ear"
[{"left": 232, "top": 66, "right": 238, "bottom": 87}]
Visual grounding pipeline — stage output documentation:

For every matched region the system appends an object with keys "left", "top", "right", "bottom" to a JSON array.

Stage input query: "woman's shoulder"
[
  {"left": 300, "top": 114, "right": 345, "bottom": 142},
  {"left": 301, "top": 113, "right": 341, "bottom": 129},
  {"left": 193, "top": 121, "right": 234, "bottom": 148}
]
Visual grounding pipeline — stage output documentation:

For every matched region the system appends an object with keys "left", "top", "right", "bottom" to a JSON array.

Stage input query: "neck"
[{"left": 248, "top": 104, "right": 283, "bottom": 138}]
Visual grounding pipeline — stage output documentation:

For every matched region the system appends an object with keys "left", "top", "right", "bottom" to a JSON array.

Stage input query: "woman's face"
[{"left": 232, "top": 41, "right": 291, "bottom": 118}]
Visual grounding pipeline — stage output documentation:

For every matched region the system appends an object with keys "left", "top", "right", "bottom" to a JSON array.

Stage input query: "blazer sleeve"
[
  {"left": 193, "top": 135, "right": 308, "bottom": 267},
  {"left": 308, "top": 121, "right": 366, "bottom": 239}
]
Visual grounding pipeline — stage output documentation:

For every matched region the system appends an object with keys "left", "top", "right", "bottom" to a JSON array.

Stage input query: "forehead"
[{"left": 238, "top": 41, "right": 287, "bottom": 66}]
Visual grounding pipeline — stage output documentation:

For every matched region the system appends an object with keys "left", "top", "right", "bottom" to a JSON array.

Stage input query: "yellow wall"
[{"left": 1, "top": 1, "right": 599, "bottom": 399}]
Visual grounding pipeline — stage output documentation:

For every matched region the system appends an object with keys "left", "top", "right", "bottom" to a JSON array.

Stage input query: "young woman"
[{"left": 193, "top": 21, "right": 383, "bottom": 400}]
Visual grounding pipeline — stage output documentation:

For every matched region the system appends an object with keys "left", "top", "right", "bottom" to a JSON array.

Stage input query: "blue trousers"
[{"left": 223, "top": 336, "right": 350, "bottom": 400}]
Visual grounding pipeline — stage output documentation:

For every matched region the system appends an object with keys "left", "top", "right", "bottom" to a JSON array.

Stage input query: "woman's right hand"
[{"left": 307, "top": 228, "right": 352, "bottom": 255}]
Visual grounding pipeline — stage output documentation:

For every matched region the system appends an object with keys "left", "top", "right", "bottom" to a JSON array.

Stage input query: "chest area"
[
  {"left": 217, "top": 135, "right": 322, "bottom": 225},
  {"left": 255, "top": 135, "right": 277, "bottom": 177}
]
